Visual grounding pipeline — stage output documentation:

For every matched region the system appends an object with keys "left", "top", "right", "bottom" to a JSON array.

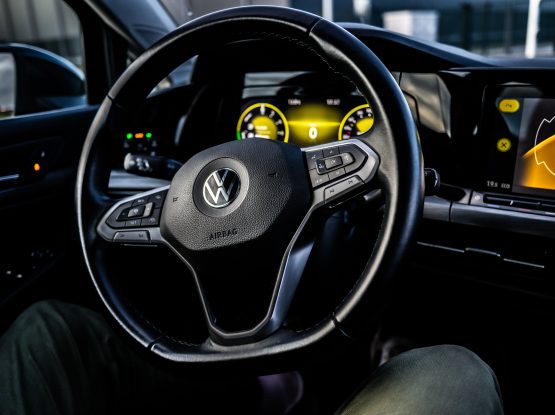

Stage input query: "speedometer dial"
[
  {"left": 236, "top": 103, "right": 289, "bottom": 142},
  {"left": 339, "top": 104, "right": 374, "bottom": 140}
]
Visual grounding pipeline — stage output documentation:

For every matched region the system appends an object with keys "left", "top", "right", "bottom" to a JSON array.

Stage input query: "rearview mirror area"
[{"left": 0, "top": 52, "right": 16, "bottom": 120}]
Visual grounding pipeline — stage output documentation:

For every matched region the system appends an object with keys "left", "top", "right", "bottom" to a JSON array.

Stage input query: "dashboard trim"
[
  {"left": 451, "top": 201, "right": 555, "bottom": 239},
  {"left": 424, "top": 193, "right": 555, "bottom": 239}
]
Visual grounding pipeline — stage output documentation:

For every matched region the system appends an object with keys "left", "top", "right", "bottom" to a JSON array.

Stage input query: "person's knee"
[
  {"left": 412, "top": 344, "right": 489, "bottom": 368},
  {"left": 0, "top": 302, "right": 130, "bottom": 414},
  {"left": 339, "top": 345, "right": 503, "bottom": 415},
  {"left": 392, "top": 344, "right": 503, "bottom": 408},
  {"left": 13, "top": 300, "right": 71, "bottom": 339},
  {"left": 7, "top": 300, "right": 108, "bottom": 356},
  {"left": 410, "top": 345, "right": 497, "bottom": 385},
  {"left": 16, "top": 299, "right": 69, "bottom": 326}
]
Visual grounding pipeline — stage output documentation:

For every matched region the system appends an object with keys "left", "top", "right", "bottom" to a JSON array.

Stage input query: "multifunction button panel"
[
  {"left": 97, "top": 187, "right": 169, "bottom": 244},
  {"left": 305, "top": 144, "right": 368, "bottom": 188},
  {"left": 303, "top": 141, "right": 378, "bottom": 205},
  {"left": 105, "top": 190, "right": 167, "bottom": 229}
]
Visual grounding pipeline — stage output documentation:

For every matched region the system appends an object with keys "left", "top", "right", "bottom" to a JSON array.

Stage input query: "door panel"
[{"left": 0, "top": 105, "right": 97, "bottom": 312}]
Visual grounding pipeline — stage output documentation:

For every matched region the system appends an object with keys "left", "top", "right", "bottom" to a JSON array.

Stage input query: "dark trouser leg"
[
  {"left": 0, "top": 300, "right": 262, "bottom": 415},
  {"left": 0, "top": 301, "right": 256, "bottom": 415},
  {"left": 337, "top": 345, "right": 504, "bottom": 415},
  {"left": 0, "top": 300, "right": 197, "bottom": 415}
]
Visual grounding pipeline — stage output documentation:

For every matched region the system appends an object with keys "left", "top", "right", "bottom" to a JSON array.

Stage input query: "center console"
[{"left": 419, "top": 78, "right": 555, "bottom": 285}]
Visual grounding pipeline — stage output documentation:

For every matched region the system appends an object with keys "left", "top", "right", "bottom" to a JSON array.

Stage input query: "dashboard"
[
  {"left": 118, "top": 71, "right": 376, "bottom": 158},
  {"left": 116, "top": 60, "right": 555, "bottom": 217},
  {"left": 110, "top": 25, "right": 555, "bottom": 290}
]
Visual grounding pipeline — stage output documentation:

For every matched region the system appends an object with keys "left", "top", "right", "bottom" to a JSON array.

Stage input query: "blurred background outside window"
[
  {"left": 0, "top": 0, "right": 81, "bottom": 65},
  {"left": 1, "top": 0, "right": 553, "bottom": 68},
  {"left": 161, "top": 0, "right": 555, "bottom": 58}
]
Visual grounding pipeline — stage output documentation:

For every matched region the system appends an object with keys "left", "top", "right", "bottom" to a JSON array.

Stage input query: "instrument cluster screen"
[{"left": 236, "top": 96, "right": 374, "bottom": 147}]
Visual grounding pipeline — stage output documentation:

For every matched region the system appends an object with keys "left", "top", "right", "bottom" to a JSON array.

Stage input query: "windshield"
[{"left": 160, "top": 0, "right": 555, "bottom": 58}]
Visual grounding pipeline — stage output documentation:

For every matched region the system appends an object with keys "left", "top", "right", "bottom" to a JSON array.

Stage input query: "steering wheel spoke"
[
  {"left": 97, "top": 185, "right": 169, "bottom": 245},
  {"left": 172, "top": 139, "right": 381, "bottom": 345}
]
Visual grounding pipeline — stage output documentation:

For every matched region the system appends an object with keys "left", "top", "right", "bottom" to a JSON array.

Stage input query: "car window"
[
  {"left": 0, "top": 53, "right": 16, "bottom": 119},
  {"left": 0, "top": 0, "right": 85, "bottom": 119}
]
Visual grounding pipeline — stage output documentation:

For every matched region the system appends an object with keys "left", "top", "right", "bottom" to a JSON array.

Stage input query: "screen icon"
[
  {"left": 496, "top": 138, "right": 512, "bottom": 152},
  {"left": 499, "top": 99, "right": 520, "bottom": 113}
]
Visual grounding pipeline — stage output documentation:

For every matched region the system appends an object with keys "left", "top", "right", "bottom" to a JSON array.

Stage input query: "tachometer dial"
[
  {"left": 339, "top": 104, "right": 374, "bottom": 140},
  {"left": 237, "top": 103, "right": 289, "bottom": 142}
]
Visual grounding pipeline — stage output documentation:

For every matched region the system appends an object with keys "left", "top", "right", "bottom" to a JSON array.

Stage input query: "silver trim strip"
[
  {"left": 417, "top": 242, "right": 545, "bottom": 269},
  {"left": 109, "top": 169, "right": 170, "bottom": 191},
  {"left": 503, "top": 258, "right": 545, "bottom": 269},
  {"left": 0, "top": 174, "right": 19, "bottom": 183},
  {"left": 416, "top": 241, "right": 465, "bottom": 254}
]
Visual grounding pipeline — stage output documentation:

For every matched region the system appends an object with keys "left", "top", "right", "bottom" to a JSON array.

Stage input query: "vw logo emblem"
[{"left": 202, "top": 168, "right": 240, "bottom": 208}]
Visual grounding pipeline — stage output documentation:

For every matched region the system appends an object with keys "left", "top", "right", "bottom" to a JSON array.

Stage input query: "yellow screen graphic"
[
  {"left": 236, "top": 103, "right": 289, "bottom": 142},
  {"left": 516, "top": 115, "right": 555, "bottom": 191},
  {"left": 338, "top": 104, "right": 374, "bottom": 140},
  {"left": 286, "top": 104, "right": 341, "bottom": 146},
  {"left": 237, "top": 99, "right": 374, "bottom": 146},
  {"left": 356, "top": 117, "right": 374, "bottom": 133},
  {"left": 250, "top": 115, "right": 277, "bottom": 139}
]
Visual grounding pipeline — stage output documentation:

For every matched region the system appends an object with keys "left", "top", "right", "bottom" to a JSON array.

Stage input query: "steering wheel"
[{"left": 76, "top": 6, "right": 422, "bottom": 363}]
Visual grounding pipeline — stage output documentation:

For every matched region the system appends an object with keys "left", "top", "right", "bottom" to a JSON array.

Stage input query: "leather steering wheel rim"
[{"left": 76, "top": 6, "right": 423, "bottom": 363}]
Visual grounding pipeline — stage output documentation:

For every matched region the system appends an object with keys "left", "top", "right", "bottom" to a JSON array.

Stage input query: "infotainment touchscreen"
[
  {"left": 512, "top": 98, "right": 555, "bottom": 194},
  {"left": 483, "top": 87, "right": 555, "bottom": 199}
]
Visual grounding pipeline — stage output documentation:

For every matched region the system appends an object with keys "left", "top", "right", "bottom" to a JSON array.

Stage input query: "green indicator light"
[
  {"left": 126, "top": 133, "right": 133, "bottom": 139},
  {"left": 146, "top": 132, "right": 152, "bottom": 139},
  {"left": 236, "top": 131, "right": 241, "bottom": 140}
]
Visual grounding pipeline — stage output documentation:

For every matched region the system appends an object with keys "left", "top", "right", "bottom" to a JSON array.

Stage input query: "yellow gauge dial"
[
  {"left": 236, "top": 103, "right": 289, "bottom": 142},
  {"left": 339, "top": 104, "right": 374, "bottom": 140}
]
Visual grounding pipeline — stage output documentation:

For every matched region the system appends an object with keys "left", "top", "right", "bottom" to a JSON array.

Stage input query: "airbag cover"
[{"left": 161, "top": 139, "right": 310, "bottom": 252}]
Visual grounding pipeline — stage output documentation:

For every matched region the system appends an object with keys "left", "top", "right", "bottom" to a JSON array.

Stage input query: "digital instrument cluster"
[{"left": 236, "top": 96, "right": 374, "bottom": 147}]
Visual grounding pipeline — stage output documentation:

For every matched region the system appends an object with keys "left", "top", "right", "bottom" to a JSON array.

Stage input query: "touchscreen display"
[
  {"left": 513, "top": 98, "right": 555, "bottom": 193},
  {"left": 483, "top": 89, "right": 555, "bottom": 198}
]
